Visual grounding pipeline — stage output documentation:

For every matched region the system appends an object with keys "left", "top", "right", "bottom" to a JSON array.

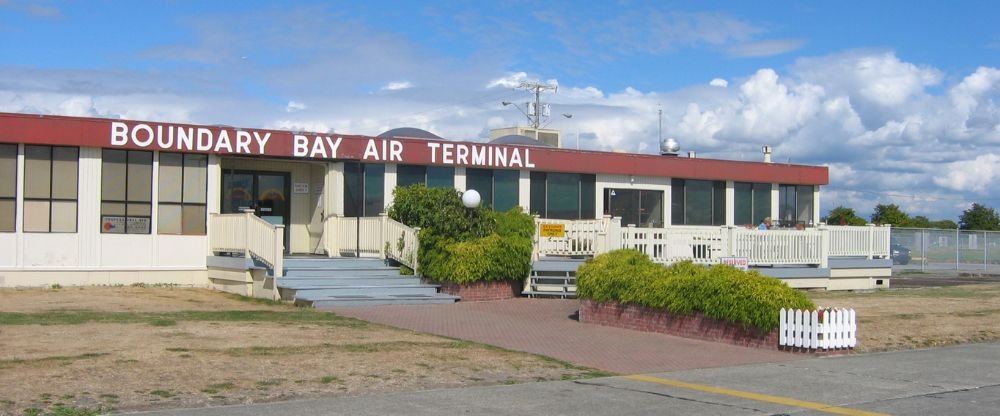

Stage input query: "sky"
[{"left": 1, "top": 0, "right": 999, "bottom": 222}]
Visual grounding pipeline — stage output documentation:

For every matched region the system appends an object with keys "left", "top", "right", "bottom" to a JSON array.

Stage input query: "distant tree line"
[{"left": 822, "top": 203, "right": 1000, "bottom": 231}]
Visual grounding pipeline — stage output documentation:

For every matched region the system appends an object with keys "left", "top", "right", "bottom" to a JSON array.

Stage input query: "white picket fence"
[{"left": 779, "top": 308, "right": 857, "bottom": 350}]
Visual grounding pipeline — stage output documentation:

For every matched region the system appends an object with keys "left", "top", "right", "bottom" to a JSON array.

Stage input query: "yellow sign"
[{"left": 540, "top": 223, "right": 566, "bottom": 238}]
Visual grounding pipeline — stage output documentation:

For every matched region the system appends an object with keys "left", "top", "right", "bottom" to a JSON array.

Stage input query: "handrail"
[
  {"left": 382, "top": 214, "right": 420, "bottom": 272},
  {"left": 209, "top": 212, "right": 284, "bottom": 278}
]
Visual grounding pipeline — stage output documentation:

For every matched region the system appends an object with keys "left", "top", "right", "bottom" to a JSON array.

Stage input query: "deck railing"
[
  {"left": 534, "top": 219, "right": 887, "bottom": 267},
  {"left": 208, "top": 211, "right": 284, "bottom": 278},
  {"left": 827, "top": 225, "right": 891, "bottom": 258}
]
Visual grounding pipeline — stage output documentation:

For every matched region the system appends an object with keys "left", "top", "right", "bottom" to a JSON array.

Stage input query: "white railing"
[
  {"left": 534, "top": 217, "right": 611, "bottom": 257},
  {"left": 827, "top": 225, "right": 891, "bottom": 258},
  {"left": 533, "top": 220, "right": 889, "bottom": 268},
  {"left": 728, "top": 227, "right": 826, "bottom": 266},
  {"left": 779, "top": 308, "right": 857, "bottom": 350},
  {"left": 324, "top": 214, "right": 420, "bottom": 271},
  {"left": 209, "top": 212, "right": 284, "bottom": 278},
  {"left": 384, "top": 218, "right": 420, "bottom": 272},
  {"left": 622, "top": 225, "right": 723, "bottom": 265}
]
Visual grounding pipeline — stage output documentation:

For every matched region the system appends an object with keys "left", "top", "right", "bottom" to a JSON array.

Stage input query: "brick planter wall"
[
  {"left": 579, "top": 299, "right": 779, "bottom": 349},
  {"left": 436, "top": 280, "right": 522, "bottom": 301}
]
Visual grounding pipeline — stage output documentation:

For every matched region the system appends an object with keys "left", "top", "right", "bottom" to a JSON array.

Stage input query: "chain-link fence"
[{"left": 892, "top": 227, "right": 1000, "bottom": 274}]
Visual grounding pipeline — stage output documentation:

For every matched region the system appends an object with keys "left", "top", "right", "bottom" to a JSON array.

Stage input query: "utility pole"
[{"left": 518, "top": 81, "right": 557, "bottom": 128}]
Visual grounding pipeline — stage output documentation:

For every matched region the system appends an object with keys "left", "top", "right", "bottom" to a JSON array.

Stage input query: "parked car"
[{"left": 891, "top": 240, "right": 912, "bottom": 265}]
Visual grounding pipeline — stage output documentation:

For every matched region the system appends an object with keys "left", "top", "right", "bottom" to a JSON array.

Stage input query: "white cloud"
[
  {"left": 934, "top": 153, "right": 1000, "bottom": 194},
  {"left": 285, "top": 100, "right": 307, "bottom": 112},
  {"left": 709, "top": 78, "right": 728, "bottom": 88},
  {"left": 487, "top": 72, "right": 529, "bottom": 89},
  {"left": 381, "top": 81, "right": 413, "bottom": 91}
]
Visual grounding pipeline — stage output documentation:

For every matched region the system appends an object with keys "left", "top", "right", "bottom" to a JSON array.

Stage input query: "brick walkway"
[{"left": 326, "top": 299, "right": 803, "bottom": 374}]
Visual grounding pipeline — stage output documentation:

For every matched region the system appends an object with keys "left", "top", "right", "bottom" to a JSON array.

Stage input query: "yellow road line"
[{"left": 624, "top": 374, "right": 891, "bottom": 416}]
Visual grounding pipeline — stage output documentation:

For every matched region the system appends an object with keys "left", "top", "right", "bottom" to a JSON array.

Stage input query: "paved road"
[{"left": 129, "top": 342, "right": 1000, "bottom": 416}]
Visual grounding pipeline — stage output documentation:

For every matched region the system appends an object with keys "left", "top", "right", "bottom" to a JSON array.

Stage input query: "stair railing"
[
  {"left": 209, "top": 211, "right": 284, "bottom": 278},
  {"left": 382, "top": 214, "right": 420, "bottom": 273}
]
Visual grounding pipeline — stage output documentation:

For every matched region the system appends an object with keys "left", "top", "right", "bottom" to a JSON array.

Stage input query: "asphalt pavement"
[{"left": 128, "top": 341, "right": 1000, "bottom": 416}]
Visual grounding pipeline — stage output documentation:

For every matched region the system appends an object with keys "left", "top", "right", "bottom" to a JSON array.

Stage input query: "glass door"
[{"left": 222, "top": 170, "right": 291, "bottom": 252}]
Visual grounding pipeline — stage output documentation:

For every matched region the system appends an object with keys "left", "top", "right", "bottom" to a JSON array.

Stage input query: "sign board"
[
  {"left": 293, "top": 182, "right": 309, "bottom": 194},
  {"left": 720, "top": 256, "right": 749, "bottom": 271},
  {"left": 539, "top": 223, "right": 566, "bottom": 238},
  {"left": 126, "top": 217, "right": 151, "bottom": 234},
  {"left": 101, "top": 216, "right": 126, "bottom": 233}
]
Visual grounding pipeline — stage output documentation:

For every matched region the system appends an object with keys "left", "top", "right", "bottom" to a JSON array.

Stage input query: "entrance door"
[{"left": 222, "top": 170, "right": 291, "bottom": 252}]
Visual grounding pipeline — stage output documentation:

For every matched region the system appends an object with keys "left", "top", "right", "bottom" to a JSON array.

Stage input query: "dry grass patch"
[
  {"left": 809, "top": 283, "right": 1000, "bottom": 352},
  {"left": 0, "top": 287, "right": 612, "bottom": 415}
]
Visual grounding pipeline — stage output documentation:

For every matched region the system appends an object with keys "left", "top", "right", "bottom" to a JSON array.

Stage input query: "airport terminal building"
[{"left": 0, "top": 112, "right": 835, "bottom": 288}]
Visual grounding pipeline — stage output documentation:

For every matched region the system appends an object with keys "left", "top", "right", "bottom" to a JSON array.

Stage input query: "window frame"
[
  {"left": 157, "top": 152, "right": 208, "bottom": 235},
  {"left": 22, "top": 145, "right": 79, "bottom": 233},
  {"left": 0, "top": 143, "right": 17, "bottom": 232},
  {"left": 101, "top": 149, "right": 153, "bottom": 234}
]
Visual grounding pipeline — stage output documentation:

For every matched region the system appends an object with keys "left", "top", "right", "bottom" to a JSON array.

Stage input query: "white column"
[
  {"left": 383, "top": 163, "right": 396, "bottom": 213},
  {"left": 813, "top": 186, "right": 822, "bottom": 226},
  {"left": 665, "top": 179, "right": 673, "bottom": 225},
  {"left": 518, "top": 169, "right": 531, "bottom": 212},
  {"left": 454, "top": 166, "right": 467, "bottom": 191},
  {"left": 770, "top": 183, "right": 780, "bottom": 221},
  {"left": 328, "top": 162, "right": 345, "bottom": 217},
  {"left": 725, "top": 180, "right": 735, "bottom": 226},
  {"left": 78, "top": 147, "right": 102, "bottom": 267},
  {"left": 14, "top": 144, "right": 23, "bottom": 267}
]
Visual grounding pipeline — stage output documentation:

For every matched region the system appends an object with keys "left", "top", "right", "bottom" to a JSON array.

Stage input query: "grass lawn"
[
  {"left": 808, "top": 283, "right": 1000, "bottom": 352},
  {"left": 0, "top": 286, "right": 611, "bottom": 416}
]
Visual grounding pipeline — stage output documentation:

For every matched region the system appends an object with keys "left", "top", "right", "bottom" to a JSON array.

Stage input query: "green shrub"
[
  {"left": 388, "top": 187, "right": 534, "bottom": 284},
  {"left": 387, "top": 185, "right": 491, "bottom": 239},
  {"left": 577, "top": 250, "right": 815, "bottom": 331}
]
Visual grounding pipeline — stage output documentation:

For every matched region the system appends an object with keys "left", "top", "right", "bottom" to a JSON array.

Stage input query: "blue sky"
[{"left": 2, "top": 0, "right": 1000, "bottom": 222}]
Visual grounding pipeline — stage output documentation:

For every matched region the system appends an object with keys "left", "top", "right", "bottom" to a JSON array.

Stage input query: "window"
[
  {"left": 529, "top": 172, "right": 595, "bottom": 219},
  {"left": 735, "top": 182, "right": 772, "bottom": 226},
  {"left": 344, "top": 162, "right": 385, "bottom": 217},
  {"left": 604, "top": 189, "right": 664, "bottom": 227},
  {"left": 0, "top": 144, "right": 17, "bottom": 232},
  {"left": 396, "top": 164, "right": 454, "bottom": 188},
  {"left": 101, "top": 149, "right": 153, "bottom": 234},
  {"left": 23, "top": 145, "right": 78, "bottom": 233},
  {"left": 671, "top": 179, "right": 726, "bottom": 226},
  {"left": 158, "top": 153, "right": 207, "bottom": 235},
  {"left": 466, "top": 168, "right": 520, "bottom": 212},
  {"left": 779, "top": 184, "right": 815, "bottom": 227}
]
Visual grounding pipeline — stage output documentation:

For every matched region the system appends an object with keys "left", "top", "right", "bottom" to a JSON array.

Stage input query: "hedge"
[
  {"left": 577, "top": 249, "right": 815, "bottom": 332},
  {"left": 387, "top": 185, "right": 534, "bottom": 284}
]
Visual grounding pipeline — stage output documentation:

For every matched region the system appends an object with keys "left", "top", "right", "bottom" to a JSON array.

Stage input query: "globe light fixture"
[{"left": 462, "top": 189, "right": 481, "bottom": 208}]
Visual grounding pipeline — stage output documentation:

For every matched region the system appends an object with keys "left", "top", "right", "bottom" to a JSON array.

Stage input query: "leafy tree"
[
  {"left": 870, "top": 204, "right": 911, "bottom": 227},
  {"left": 959, "top": 203, "right": 1000, "bottom": 231},
  {"left": 930, "top": 219, "right": 959, "bottom": 229},
  {"left": 910, "top": 215, "right": 932, "bottom": 228},
  {"left": 823, "top": 206, "right": 867, "bottom": 226}
]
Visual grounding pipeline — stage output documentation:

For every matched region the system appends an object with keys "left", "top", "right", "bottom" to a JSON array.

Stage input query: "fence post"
[
  {"left": 242, "top": 209, "right": 255, "bottom": 260},
  {"left": 608, "top": 216, "right": 622, "bottom": 251},
  {"left": 865, "top": 224, "right": 875, "bottom": 259},
  {"left": 956, "top": 228, "right": 960, "bottom": 272},
  {"left": 380, "top": 213, "right": 389, "bottom": 260},
  {"left": 819, "top": 224, "right": 830, "bottom": 268}
]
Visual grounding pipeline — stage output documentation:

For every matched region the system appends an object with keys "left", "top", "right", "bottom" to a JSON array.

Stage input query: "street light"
[{"left": 562, "top": 113, "right": 579, "bottom": 149}]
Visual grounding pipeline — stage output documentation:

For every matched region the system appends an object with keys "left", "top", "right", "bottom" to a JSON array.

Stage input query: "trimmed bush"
[
  {"left": 577, "top": 249, "right": 815, "bottom": 331},
  {"left": 387, "top": 185, "right": 533, "bottom": 284}
]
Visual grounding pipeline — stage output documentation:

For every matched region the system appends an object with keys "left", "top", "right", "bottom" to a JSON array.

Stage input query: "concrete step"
[
  {"left": 532, "top": 258, "right": 587, "bottom": 272},
  {"left": 300, "top": 293, "right": 460, "bottom": 308},
  {"left": 286, "top": 284, "right": 441, "bottom": 297},
  {"left": 282, "top": 267, "right": 402, "bottom": 277},
  {"left": 278, "top": 277, "right": 420, "bottom": 287},
  {"left": 282, "top": 257, "right": 386, "bottom": 269}
]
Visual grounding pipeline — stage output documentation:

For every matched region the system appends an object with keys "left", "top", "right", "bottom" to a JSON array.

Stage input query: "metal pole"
[
  {"left": 985, "top": 231, "right": 988, "bottom": 273},
  {"left": 956, "top": 227, "right": 960, "bottom": 272}
]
